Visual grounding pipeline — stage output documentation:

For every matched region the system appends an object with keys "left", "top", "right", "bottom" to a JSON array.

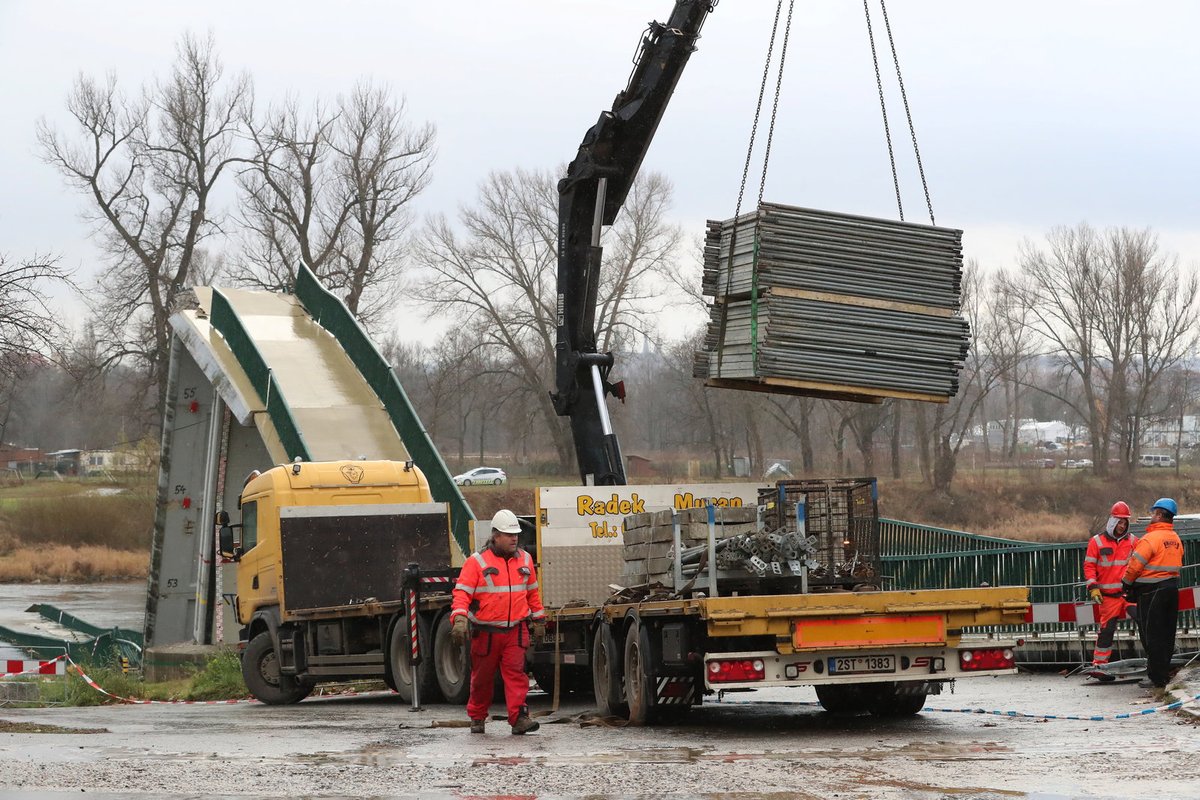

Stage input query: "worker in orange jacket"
[
  {"left": 450, "top": 509, "right": 546, "bottom": 734},
  {"left": 1084, "top": 501, "right": 1138, "bottom": 667},
  {"left": 1123, "top": 498, "right": 1184, "bottom": 688}
]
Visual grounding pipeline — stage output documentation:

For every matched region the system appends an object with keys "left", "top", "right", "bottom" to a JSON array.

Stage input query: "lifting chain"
[
  {"left": 863, "top": 0, "right": 935, "bottom": 225},
  {"left": 879, "top": 0, "right": 935, "bottom": 226},
  {"left": 717, "top": 0, "right": 795, "bottom": 375}
]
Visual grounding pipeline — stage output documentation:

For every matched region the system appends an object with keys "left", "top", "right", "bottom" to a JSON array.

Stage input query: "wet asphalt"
[
  {"left": 0, "top": 672, "right": 1196, "bottom": 799},
  {"left": 1, "top": 584, "right": 1197, "bottom": 798}
]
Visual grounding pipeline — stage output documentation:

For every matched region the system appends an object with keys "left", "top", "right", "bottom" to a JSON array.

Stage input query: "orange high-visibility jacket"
[
  {"left": 1123, "top": 521, "right": 1183, "bottom": 586},
  {"left": 1084, "top": 531, "right": 1139, "bottom": 596},
  {"left": 450, "top": 546, "right": 546, "bottom": 631}
]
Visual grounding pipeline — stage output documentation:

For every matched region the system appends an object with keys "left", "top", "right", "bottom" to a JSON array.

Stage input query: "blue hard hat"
[{"left": 1150, "top": 497, "right": 1178, "bottom": 516}]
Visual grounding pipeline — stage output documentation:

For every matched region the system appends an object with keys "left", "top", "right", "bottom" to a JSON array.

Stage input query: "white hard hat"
[{"left": 491, "top": 509, "right": 522, "bottom": 534}]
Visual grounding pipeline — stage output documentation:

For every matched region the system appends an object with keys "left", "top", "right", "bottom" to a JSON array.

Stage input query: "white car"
[{"left": 453, "top": 467, "right": 507, "bottom": 486}]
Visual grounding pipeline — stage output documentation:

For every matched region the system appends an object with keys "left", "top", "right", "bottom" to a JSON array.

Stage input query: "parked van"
[{"left": 1138, "top": 454, "right": 1176, "bottom": 468}]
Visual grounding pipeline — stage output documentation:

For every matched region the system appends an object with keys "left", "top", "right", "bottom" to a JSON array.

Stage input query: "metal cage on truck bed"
[{"left": 760, "top": 478, "right": 882, "bottom": 589}]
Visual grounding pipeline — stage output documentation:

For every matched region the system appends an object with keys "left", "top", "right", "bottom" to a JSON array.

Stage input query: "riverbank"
[{"left": 0, "top": 545, "right": 146, "bottom": 582}]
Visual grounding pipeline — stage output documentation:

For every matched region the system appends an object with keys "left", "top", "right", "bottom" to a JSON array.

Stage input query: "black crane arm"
[{"left": 552, "top": 0, "right": 716, "bottom": 486}]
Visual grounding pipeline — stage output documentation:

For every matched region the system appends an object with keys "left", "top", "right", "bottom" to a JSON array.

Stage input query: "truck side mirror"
[
  {"left": 218, "top": 524, "right": 240, "bottom": 561},
  {"left": 215, "top": 510, "right": 230, "bottom": 527}
]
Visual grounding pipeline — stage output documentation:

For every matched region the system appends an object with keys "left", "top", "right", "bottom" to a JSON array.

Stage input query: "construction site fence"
[{"left": 879, "top": 517, "right": 1200, "bottom": 642}]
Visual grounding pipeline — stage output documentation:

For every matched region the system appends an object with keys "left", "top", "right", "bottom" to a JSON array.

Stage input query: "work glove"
[
  {"left": 1089, "top": 588, "right": 1103, "bottom": 604},
  {"left": 450, "top": 616, "right": 468, "bottom": 645},
  {"left": 531, "top": 621, "right": 547, "bottom": 640}
]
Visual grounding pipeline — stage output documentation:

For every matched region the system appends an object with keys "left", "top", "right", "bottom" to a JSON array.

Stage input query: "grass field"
[
  {"left": 0, "top": 465, "right": 1191, "bottom": 581},
  {"left": 0, "top": 476, "right": 154, "bottom": 581}
]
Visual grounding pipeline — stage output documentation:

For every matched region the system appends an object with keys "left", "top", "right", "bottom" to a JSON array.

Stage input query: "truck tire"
[
  {"left": 432, "top": 612, "right": 471, "bottom": 705},
  {"left": 623, "top": 623, "right": 657, "bottom": 726},
  {"left": 867, "top": 682, "right": 927, "bottom": 717},
  {"left": 592, "top": 623, "right": 627, "bottom": 718},
  {"left": 815, "top": 684, "right": 870, "bottom": 714},
  {"left": 242, "top": 632, "right": 312, "bottom": 705},
  {"left": 388, "top": 614, "right": 441, "bottom": 704}
]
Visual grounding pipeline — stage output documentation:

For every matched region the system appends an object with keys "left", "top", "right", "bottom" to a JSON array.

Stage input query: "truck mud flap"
[{"left": 654, "top": 675, "right": 697, "bottom": 706}]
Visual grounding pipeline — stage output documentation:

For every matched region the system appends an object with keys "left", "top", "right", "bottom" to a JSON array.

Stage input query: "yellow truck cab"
[{"left": 219, "top": 459, "right": 461, "bottom": 704}]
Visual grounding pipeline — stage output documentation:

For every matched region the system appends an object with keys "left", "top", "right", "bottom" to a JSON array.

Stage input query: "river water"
[{"left": 0, "top": 581, "right": 145, "bottom": 659}]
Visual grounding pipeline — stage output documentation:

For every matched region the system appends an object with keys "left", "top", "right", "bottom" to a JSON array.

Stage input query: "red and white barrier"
[
  {"left": 1023, "top": 586, "right": 1199, "bottom": 625},
  {"left": 1, "top": 656, "right": 67, "bottom": 678}
]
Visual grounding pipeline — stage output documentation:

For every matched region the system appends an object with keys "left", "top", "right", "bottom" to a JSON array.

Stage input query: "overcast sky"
[{"left": 3, "top": 1, "right": 1200, "bottom": 343}]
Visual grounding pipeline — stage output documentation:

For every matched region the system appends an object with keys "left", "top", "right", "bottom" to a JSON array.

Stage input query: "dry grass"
[
  {"left": 880, "top": 470, "right": 1200, "bottom": 541},
  {"left": 0, "top": 545, "right": 147, "bottom": 582},
  {"left": 461, "top": 486, "right": 536, "bottom": 526},
  {"left": 6, "top": 492, "right": 153, "bottom": 551}
]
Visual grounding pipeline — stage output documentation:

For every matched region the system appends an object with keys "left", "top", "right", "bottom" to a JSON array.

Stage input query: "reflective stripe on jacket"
[
  {"left": 450, "top": 545, "right": 546, "bottom": 630},
  {"left": 1123, "top": 521, "right": 1183, "bottom": 585},
  {"left": 1084, "top": 531, "right": 1139, "bottom": 594}
]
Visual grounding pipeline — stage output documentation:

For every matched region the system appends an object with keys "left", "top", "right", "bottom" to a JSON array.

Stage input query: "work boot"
[
  {"left": 1137, "top": 679, "right": 1161, "bottom": 690},
  {"left": 511, "top": 709, "right": 540, "bottom": 735},
  {"left": 469, "top": 718, "right": 486, "bottom": 734}
]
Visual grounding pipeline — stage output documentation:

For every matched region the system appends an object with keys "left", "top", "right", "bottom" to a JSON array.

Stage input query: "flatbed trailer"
[
  {"left": 527, "top": 586, "right": 1029, "bottom": 723},
  {"left": 223, "top": 467, "right": 1030, "bottom": 720}
]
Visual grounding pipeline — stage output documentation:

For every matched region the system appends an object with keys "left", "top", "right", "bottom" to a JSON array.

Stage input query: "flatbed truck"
[{"left": 220, "top": 460, "right": 1028, "bottom": 722}]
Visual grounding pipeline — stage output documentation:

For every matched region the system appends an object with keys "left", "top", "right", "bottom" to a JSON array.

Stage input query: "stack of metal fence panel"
[{"left": 694, "top": 202, "right": 969, "bottom": 403}]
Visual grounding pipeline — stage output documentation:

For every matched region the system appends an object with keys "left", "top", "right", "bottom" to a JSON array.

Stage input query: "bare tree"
[
  {"left": 987, "top": 269, "right": 1037, "bottom": 459},
  {"left": 0, "top": 255, "right": 67, "bottom": 367},
  {"left": 0, "top": 254, "right": 70, "bottom": 443},
  {"left": 235, "top": 83, "right": 435, "bottom": 328},
  {"left": 413, "top": 168, "right": 681, "bottom": 471},
  {"left": 765, "top": 396, "right": 816, "bottom": 473},
  {"left": 919, "top": 261, "right": 1005, "bottom": 491},
  {"left": 38, "top": 33, "right": 250, "bottom": 406},
  {"left": 1011, "top": 224, "right": 1198, "bottom": 474}
]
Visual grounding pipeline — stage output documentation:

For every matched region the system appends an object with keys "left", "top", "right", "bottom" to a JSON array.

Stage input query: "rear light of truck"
[
  {"left": 707, "top": 658, "right": 765, "bottom": 683},
  {"left": 959, "top": 648, "right": 1015, "bottom": 671}
]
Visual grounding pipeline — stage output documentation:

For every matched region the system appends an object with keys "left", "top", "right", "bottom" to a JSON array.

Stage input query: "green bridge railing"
[
  {"left": 293, "top": 264, "right": 475, "bottom": 555},
  {"left": 880, "top": 517, "right": 1200, "bottom": 631}
]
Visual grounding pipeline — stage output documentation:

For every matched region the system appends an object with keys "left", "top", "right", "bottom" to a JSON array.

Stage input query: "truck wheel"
[
  {"left": 815, "top": 684, "right": 870, "bottom": 714},
  {"left": 388, "top": 614, "right": 441, "bottom": 704},
  {"left": 868, "top": 682, "right": 927, "bottom": 717},
  {"left": 623, "top": 623, "right": 657, "bottom": 726},
  {"left": 592, "top": 623, "right": 627, "bottom": 717},
  {"left": 432, "top": 613, "right": 471, "bottom": 705},
  {"left": 242, "top": 632, "right": 312, "bottom": 705}
]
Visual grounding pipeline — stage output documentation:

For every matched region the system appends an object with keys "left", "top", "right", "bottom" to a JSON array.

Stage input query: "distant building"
[
  {"left": 626, "top": 454, "right": 655, "bottom": 479},
  {"left": 1017, "top": 420, "right": 1077, "bottom": 445},
  {"left": 45, "top": 449, "right": 83, "bottom": 475},
  {"left": 1142, "top": 415, "right": 1200, "bottom": 448},
  {"left": 0, "top": 445, "right": 44, "bottom": 475},
  {"left": 82, "top": 448, "right": 150, "bottom": 474}
]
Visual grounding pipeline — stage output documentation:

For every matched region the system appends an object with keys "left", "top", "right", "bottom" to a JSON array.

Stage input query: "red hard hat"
[{"left": 1110, "top": 501, "right": 1131, "bottom": 519}]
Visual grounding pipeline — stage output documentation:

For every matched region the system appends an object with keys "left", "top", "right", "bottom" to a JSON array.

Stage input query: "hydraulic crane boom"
[{"left": 552, "top": 0, "right": 716, "bottom": 486}]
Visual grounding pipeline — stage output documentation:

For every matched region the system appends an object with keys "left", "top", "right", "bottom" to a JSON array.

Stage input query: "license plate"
[{"left": 828, "top": 655, "right": 896, "bottom": 675}]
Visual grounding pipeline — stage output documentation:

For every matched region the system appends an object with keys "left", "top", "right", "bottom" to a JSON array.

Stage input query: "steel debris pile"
[
  {"left": 694, "top": 202, "right": 969, "bottom": 403},
  {"left": 682, "top": 528, "right": 819, "bottom": 577}
]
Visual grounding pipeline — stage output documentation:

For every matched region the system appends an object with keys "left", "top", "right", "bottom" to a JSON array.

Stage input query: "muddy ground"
[{"left": 0, "top": 673, "right": 1196, "bottom": 799}]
